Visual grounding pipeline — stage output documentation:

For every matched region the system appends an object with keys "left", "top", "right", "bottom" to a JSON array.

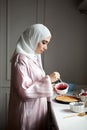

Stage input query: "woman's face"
[{"left": 35, "top": 36, "right": 51, "bottom": 54}]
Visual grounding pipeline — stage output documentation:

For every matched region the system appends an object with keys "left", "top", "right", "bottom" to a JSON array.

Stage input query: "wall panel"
[
  {"left": 0, "top": 0, "right": 45, "bottom": 129},
  {"left": 6, "top": 0, "right": 38, "bottom": 80}
]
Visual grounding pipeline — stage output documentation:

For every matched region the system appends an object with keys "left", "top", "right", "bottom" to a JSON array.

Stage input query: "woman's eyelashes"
[{"left": 42, "top": 40, "right": 48, "bottom": 45}]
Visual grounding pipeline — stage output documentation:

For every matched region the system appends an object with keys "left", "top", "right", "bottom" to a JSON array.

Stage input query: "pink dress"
[{"left": 7, "top": 54, "right": 55, "bottom": 130}]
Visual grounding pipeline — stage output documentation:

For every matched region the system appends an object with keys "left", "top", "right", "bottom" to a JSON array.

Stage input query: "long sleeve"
[{"left": 11, "top": 55, "right": 53, "bottom": 100}]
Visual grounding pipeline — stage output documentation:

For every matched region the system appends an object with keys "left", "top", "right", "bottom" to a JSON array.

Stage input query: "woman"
[{"left": 7, "top": 24, "right": 60, "bottom": 130}]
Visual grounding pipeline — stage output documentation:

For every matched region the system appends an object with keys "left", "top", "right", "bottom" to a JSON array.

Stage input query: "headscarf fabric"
[{"left": 13, "top": 24, "right": 51, "bottom": 61}]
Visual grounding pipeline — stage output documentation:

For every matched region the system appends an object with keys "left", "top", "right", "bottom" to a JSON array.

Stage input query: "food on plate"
[{"left": 55, "top": 95, "right": 80, "bottom": 103}]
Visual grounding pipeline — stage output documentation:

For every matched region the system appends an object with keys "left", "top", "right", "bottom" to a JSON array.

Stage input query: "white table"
[{"left": 52, "top": 94, "right": 87, "bottom": 130}]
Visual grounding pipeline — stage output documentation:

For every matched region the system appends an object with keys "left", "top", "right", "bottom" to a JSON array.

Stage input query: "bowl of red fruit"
[
  {"left": 79, "top": 92, "right": 87, "bottom": 102},
  {"left": 54, "top": 82, "right": 69, "bottom": 95}
]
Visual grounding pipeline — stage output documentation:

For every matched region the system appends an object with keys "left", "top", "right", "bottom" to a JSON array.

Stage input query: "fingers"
[
  {"left": 49, "top": 71, "right": 60, "bottom": 83},
  {"left": 54, "top": 72, "right": 60, "bottom": 80},
  {"left": 52, "top": 72, "right": 60, "bottom": 81}
]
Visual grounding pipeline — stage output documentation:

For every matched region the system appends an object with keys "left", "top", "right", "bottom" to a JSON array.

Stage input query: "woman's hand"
[{"left": 49, "top": 71, "right": 60, "bottom": 83}]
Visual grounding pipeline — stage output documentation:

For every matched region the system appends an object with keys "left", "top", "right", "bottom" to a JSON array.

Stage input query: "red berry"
[
  {"left": 81, "top": 92, "right": 87, "bottom": 96},
  {"left": 57, "top": 84, "right": 67, "bottom": 90}
]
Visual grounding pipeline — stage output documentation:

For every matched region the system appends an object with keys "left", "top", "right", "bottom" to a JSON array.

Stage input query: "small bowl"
[
  {"left": 70, "top": 102, "right": 84, "bottom": 113},
  {"left": 54, "top": 82, "right": 69, "bottom": 95},
  {"left": 79, "top": 92, "right": 87, "bottom": 102}
]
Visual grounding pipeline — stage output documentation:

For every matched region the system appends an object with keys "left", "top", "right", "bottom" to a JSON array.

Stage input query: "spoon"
[
  {"left": 63, "top": 112, "right": 87, "bottom": 119},
  {"left": 53, "top": 78, "right": 63, "bottom": 84}
]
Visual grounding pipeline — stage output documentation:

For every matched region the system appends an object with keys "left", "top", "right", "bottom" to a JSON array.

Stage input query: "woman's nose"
[{"left": 44, "top": 45, "right": 47, "bottom": 50}]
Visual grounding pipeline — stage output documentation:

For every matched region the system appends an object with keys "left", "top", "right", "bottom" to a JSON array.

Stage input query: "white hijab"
[{"left": 12, "top": 24, "right": 51, "bottom": 65}]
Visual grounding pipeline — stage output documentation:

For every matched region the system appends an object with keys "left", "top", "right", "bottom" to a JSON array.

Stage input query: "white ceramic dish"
[
  {"left": 70, "top": 102, "right": 84, "bottom": 113},
  {"left": 79, "top": 92, "right": 87, "bottom": 102},
  {"left": 54, "top": 82, "right": 69, "bottom": 95}
]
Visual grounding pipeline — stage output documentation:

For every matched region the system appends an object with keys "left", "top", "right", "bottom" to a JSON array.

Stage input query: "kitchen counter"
[{"left": 52, "top": 93, "right": 87, "bottom": 130}]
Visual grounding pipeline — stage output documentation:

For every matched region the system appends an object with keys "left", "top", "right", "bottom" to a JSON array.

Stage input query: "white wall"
[
  {"left": 0, "top": 0, "right": 87, "bottom": 129},
  {"left": 43, "top": 0, "right": 87, "bottom": 85}
]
